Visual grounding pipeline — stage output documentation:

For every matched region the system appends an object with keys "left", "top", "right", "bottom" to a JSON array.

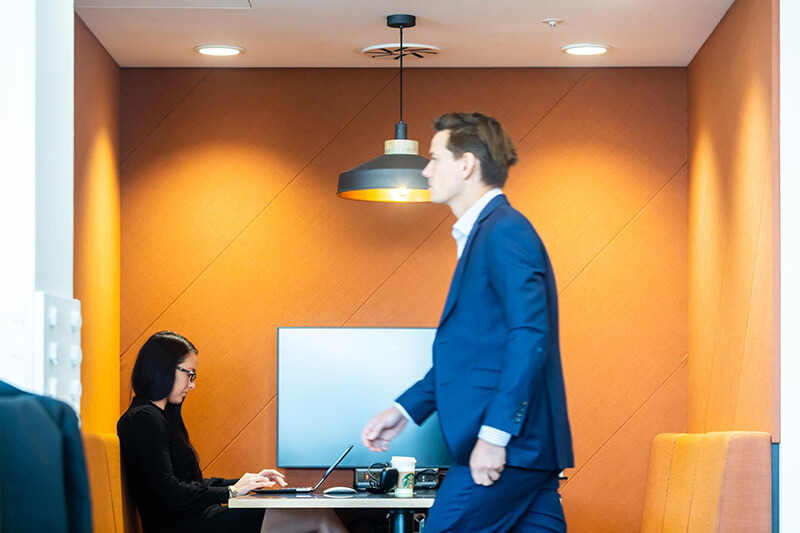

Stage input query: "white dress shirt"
[{"left": 396, "top": 188, "right": 511, "bottom": 448}]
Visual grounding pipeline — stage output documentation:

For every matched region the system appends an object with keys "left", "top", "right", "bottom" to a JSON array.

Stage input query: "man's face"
[{"left": 422, "top": 130, "right": 466, "bottom": 206}]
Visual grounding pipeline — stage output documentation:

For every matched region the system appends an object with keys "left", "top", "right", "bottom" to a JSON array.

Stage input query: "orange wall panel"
[
  {"left": 688, "top": 0, "right": 779, "bottom": 438},
  {"left": 561, "top": 360, "right": 688, "bottom": 532},
  {"left": 119, "top": 69, "right": 397, "bottom": 354},
  {"left": 558, "top": 164, "right": 688, "bottom": 475},
  {"left": 120, "top": 68, "right": 210, "bottom": 161},
  {"left": 74, "top": 15, "right": 121, "bottom": 433},
  {"left": 120, "top": 67, "right": 688, "bottom": 529}
]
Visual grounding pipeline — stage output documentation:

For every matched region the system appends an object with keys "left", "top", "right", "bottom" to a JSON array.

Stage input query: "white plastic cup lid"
[{"left": 390, "top": 456, "right": 417, "bottom": 469}]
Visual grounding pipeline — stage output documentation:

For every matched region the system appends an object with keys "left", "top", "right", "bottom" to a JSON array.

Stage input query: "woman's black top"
[{"left": 117, "top": 397, "right": 239, "bottom": 533}]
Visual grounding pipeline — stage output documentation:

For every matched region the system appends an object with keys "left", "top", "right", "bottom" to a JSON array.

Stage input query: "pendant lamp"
[{"left": 337, "top": 14, "right": 430, "bottom": 202}]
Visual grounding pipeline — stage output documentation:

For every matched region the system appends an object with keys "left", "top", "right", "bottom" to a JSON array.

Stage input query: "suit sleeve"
[
  {"left": 396, "top": 365, "right": 437, "bottom": 425},
  {"left": 483, "top": 217, "right": 550, "bottom": 436},
  {"left": 56, "top": 400, "right": 92, "bottom": 533},
  {"left": 127, "top": 409, "right": 228, "bottom": 513}
]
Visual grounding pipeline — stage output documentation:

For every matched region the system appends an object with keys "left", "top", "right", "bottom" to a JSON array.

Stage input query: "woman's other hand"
[
  {"left": 231, "top": 472, "right": 275, "bottom": 495},
  {"left": 258, "top": 469, "right": 288, "bottom": 487}
]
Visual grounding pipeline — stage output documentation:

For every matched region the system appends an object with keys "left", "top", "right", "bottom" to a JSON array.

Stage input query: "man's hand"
[
  {"left": 362, "top": 406, "right": 408, "bottom": 452},
  {"left": 469, "top": 438, "right": 506, "bottom": 486}
]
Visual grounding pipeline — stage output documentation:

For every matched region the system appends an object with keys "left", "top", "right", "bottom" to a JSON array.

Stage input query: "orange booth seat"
[
  {"left": 82, "top": 432, "right": 141, "bottom": 533},
  {"left": 641, "top": 431, "right": 772, "bottom": 532}
]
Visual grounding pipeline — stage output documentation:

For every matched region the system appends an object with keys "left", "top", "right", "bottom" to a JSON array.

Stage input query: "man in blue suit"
[{"left": 362, "top": 113, "right": 574, "bottom": 532}]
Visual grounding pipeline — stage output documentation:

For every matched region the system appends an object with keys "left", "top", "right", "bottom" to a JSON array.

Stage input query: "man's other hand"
[
  {"left": 361, "top": 406, "right": 408, "bottom": 452},
  {"left": 469, "top": 438, "right": 506, "bottom": 486}
]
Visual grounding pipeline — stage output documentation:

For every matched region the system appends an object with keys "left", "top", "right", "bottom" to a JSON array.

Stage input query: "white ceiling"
[{"left": 75, "top": 0, "right": 736, "bottom": 68}]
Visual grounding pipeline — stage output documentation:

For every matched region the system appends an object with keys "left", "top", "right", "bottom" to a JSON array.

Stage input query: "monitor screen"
[{"left": 277, "top": 327, "right": 452, "bottom": 468}]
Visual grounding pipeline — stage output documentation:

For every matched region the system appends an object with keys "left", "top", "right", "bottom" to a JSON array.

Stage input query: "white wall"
[
  {"left": 35, "top": 0, "right": 74, "bottom": 298},
  {"left": 1, "top": 1, "right": 38, "bottom": 391},
  {"left": 0, "top": 0, "right": 75, "bottom": 399},
  {"left": 781, "top": 0, "right": 799, "bottom": 530}
]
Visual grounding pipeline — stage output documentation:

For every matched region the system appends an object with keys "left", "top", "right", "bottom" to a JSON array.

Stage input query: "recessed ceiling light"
[
  {"left": 560, "top": 43, "right": 610, "bottom": 56},
  {"left": 193, "top": 45, "right": 245, "bottom": 57}
]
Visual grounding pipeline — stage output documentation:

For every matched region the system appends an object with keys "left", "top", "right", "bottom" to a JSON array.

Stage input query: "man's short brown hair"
[{"left": 433, "top": 112, "right": 518, "bottom": 188}]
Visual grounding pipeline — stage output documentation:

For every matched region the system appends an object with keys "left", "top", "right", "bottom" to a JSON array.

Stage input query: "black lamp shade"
[{"left": 337, "top": 153, "right": 430, "bottom": 202}]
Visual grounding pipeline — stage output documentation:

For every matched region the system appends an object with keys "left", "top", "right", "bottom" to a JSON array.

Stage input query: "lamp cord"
[{"left": 399, "top": 25, "right": 404, "bottom": 124}]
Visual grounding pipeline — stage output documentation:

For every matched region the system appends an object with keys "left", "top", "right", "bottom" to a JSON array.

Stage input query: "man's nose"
[{"left": 422, "top": 162, "right": 433, "bottom": 178}]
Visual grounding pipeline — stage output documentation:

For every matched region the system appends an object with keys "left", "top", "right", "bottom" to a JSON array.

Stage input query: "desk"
[{"left": 229, "top": 490, "right": 437, "bottom": 532}]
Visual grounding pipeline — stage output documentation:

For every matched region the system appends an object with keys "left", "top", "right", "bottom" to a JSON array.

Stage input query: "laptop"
[{"left": 253, "top": 444, "right": 354, "bottom": 494}]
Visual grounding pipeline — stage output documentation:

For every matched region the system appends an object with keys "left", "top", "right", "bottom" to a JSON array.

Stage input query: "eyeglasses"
[{"left": 176, "top": 365, "right": 197, "bottom": 383}]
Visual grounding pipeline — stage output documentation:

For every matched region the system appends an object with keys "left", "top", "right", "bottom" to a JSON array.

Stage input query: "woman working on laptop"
[{"left": 117, "top": 331, "right": 347, "bottom": 533}]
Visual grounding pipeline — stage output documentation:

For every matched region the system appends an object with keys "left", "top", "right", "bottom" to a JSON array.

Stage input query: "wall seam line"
[
  {"left": 560, "top": 354, "right": 688, "bottom": 490},
  {"left": 702, "top": 184, "right": 737, "bottom": 432},
  {"left": 119, "top": 68, "right": 213, "bottom": 165},
  {"left": 202, "top": 395, "right": 276, "bottom": 473},
  {"left": 558, "top": 160, "right": 688, "bottom": 298},
  {"left": 120, "top": 71, "right": 401, "bottom": 358},
  {"left": 341, "top": 213, "right": 451, "bottom": 326},
  {"left": 515, "top": 70, "right": 590, "bottom": 146},
  {"left": 732, "top": 163, "right": 771, "bottom": 428}
]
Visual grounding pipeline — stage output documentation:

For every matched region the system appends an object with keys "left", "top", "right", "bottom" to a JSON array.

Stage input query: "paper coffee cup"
[{"left": 391, "top": 456, "right": 416, "bottom": 497}]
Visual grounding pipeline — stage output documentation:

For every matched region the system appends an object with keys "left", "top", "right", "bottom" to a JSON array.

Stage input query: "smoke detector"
[{"left": 541, "top": 18, "right": 564, "bottom": 28}]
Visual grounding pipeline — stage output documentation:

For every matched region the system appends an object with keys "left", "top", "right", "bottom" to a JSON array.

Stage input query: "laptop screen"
[{"left": 313, "top": 445, "right": 353, "bottom": 490}]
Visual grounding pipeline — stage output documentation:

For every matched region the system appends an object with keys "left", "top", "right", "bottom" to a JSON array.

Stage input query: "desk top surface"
[{"left": 229, "top": 490, "right": 437, "bottom": 509}]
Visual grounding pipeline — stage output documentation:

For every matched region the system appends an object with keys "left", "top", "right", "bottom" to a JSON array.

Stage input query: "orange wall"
[
  {"left": 74, "top": 15, "right": 121, "bottom": 433},
  {"left": 688, "top": 0, "right": 780, "bottom": 438},
  {"left": 119, "top": 67, "right": 688, "bottom": 530}
]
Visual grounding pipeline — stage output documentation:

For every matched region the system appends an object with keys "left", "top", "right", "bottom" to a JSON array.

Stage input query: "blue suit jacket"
[
  {"left": 397, "top": 195, "right": 574, "bottom": 470},
  {"left": 0, "top": 380, "right": 92, "bottom": 532}
]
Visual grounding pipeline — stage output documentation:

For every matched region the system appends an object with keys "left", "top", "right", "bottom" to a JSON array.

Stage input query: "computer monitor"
[{"left": 277, "top": 327, "right": 452, "bottom": 468}]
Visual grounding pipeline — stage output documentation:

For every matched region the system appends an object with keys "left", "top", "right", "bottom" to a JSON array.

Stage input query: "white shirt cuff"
[
  {"left": 394, "top": 402, "right": 415, "bottom": 424},
  {"left": 478, "top": 425, "right": 511, "bottom": 447}
]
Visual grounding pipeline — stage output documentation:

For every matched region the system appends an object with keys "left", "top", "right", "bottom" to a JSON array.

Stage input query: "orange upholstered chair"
[
  {"left": 83, "top": 432, "right": 141, "bottom": 533},
  {"left": 641, "top": 431, "right": 771, "bottom": 532}
]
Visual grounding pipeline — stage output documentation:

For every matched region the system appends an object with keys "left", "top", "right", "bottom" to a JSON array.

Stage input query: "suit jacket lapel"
[{"left": 439, "top": 195, "right": 508, "bottom": 326}]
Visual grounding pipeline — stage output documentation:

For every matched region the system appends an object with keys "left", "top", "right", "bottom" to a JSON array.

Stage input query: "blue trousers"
[{"left": 423, "top": 466, "right": 565, "bottom": 533}]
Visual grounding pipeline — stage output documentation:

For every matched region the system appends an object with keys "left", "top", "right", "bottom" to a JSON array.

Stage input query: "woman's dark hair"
[
  {"left": 131, "top": 331, "right": 203, "bottom": 481},
  {"left": 131, "top": 330, "right": 197, "bottom": 401},
  {"left": 433, "top": 112, "right": 518, "bottom": 188}
]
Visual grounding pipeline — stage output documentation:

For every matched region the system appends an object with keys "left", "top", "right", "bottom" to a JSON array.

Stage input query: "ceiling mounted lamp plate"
[
  {"left": 560, "top": 43, "right": 610, "bottom": 56},
  {"left": 337, "top": 14, "right": 432, "bottom": 203},
  {"left": 193, "top": 44, "right": 246, "bottom": 56}
]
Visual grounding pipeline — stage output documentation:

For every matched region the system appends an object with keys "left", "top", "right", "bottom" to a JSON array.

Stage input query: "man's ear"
[{"left": 460, "top": 152, "right": 478, "bottom": 180}]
